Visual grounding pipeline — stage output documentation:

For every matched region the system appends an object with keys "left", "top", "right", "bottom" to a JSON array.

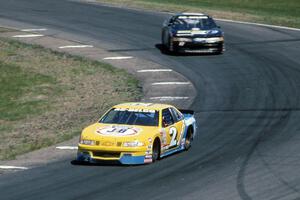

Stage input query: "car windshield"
[
  {"left": 173, "top": 16, "right": 217, "bottom": 30},
  {"left": 99, "top": 108, "right": 159, "bottom": 126}
]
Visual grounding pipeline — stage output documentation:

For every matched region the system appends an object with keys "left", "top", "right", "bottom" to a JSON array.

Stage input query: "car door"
[
  {"left": 161, "top": 107, "right": 183, "bottom": 150},
  {"left": 169, "top": 107, "right": 185, "bottom": 147}
]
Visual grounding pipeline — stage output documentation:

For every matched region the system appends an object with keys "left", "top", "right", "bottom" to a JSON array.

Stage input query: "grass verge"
[
  {"left": 95, "top": 0, "right": 300, "bottom": 28},
  {"left": 0, "top": 30, "right": 141, "bottom": 160}
]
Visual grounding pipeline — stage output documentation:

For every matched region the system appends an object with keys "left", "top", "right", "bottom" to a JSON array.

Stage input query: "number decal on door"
[{"left": 169, "top": 127, "right": 177, "bottom": 148}]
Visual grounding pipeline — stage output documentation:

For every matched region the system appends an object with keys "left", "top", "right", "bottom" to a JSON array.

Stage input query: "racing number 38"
[{"left": 162, "top": 108, "right": 184, "bottom": 149}]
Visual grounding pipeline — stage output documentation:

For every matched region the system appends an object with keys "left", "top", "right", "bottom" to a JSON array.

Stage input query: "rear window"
[{"left": 99, "top": 108, "right": 159, "bottom": 126}]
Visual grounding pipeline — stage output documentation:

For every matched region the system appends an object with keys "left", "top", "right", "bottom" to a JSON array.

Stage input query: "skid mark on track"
[{"left": 236, "top": 109, "right": 293, "bottom": 200}]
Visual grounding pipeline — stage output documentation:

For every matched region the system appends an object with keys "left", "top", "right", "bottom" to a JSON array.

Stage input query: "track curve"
[{"left": 1, "top": 0, "right": 300, "bottom": 200}]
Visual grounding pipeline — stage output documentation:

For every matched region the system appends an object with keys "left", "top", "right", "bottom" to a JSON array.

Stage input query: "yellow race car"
[{"left": 77, "top": 102, "right": 197, "bottom": 164}]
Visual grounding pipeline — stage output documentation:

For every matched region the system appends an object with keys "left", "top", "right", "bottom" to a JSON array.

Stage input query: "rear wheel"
[
  {"left": 184, "top": 127, "right": 194, "bottom": 150},
  {"left": 152, "top": 139, "right": 161, "bottom": 162}
]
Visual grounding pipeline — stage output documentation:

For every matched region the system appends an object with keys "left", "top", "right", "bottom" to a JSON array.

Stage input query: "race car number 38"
[{"left": 96, "top": 126, "right": 141, "bottom": 136}]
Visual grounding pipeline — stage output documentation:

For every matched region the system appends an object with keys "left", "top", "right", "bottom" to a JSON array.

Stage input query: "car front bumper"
[
  {"left": 76, "top": 144, "right": 152, "bottom": 165},
  {"left": 172, "top": 37, "right": 224, "bottom": 53}
]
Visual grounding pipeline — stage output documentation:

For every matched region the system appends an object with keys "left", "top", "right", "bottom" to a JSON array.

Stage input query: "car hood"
[{"left": 81, "top": 123, "right": 159, "bottom": 141}]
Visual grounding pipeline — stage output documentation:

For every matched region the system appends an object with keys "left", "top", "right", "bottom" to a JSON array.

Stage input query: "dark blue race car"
[{"left": 161, "top": 13, "right": 224, "bottom": 54}]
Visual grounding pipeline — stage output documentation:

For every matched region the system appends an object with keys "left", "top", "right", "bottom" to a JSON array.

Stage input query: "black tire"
[
  {"left": 167, "top": 37, "right": 174, "bottom": 54},
  {"left": 152, "top": 139, "right": 161, "bottom": 162},
  {"left": 161, "top": 31, "right": 166, "bottom": 46},
  {"left": 184, "top": 127, "right": 194, "bottom": 150}
]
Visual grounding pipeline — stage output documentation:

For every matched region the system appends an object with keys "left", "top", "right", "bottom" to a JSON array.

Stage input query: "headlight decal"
[
  {"left": 123, "top": 141, "right": 145, "bottom": 147},
  {"left": 80, "top": 139, "right": 95, "bottom": 145}
]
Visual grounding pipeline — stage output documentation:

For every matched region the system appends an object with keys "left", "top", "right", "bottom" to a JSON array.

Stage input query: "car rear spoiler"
[{"left": 179, "top": 109, "right": 194, "bottom": 115}]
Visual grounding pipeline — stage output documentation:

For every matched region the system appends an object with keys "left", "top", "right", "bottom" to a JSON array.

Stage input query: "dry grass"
[{"left": 0, "top": 37, "right": 141, "bottom": 160}]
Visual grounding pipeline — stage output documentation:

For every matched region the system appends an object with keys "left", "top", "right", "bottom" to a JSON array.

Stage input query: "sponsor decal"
[
  {"left": 96, "top": 126, "right": 141, "bottom": 136},
  {"left": 192, "top": 30, "right": 209, "bottom": 35},
  {"left": 160, "top": 129, "right": 167, "bottom": 145},
  {"left": 162, "top": 146, "right": 168, "bottom": 151},
  {"left": 146, "top": 150, "right": 151, "bottom": 154},
  {"left": 181, "top": 139, "right": 185, "bottom": 146},
  {"left": 178, "top": 16, "right": 208, "bottom": 19},
  {"left": 115, "top": 108, "right": 156, "bottom": 113},
  {"left": 179, "top": 42, "right": 185, "bottom": 46},
  {"left": 128, "top": 103, "right": 153, "bottom": 107},
  {"left": 101, "top": 141, "right": 115, "bottom": 146}
]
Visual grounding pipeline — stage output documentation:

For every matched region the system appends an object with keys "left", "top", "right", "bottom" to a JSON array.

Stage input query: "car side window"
[
  {"left": 170, "top": 107, "right": 183, "bottom": 122},
  {"left": 162, "top": 108, "right": 175, "bottom": 127}
]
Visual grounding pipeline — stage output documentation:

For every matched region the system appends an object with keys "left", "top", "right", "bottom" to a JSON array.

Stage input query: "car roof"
[{"left": 113, "top": 102, "right": 173, "bottom": 110}]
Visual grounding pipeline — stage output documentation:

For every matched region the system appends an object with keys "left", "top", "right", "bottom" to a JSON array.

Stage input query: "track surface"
[{"left": 1, "top": 0, "right": 300, "bottom": 199}]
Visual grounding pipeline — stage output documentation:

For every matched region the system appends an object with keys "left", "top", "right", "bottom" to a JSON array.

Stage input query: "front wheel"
[
  {"left": 152, "top": 139, "right": 161, "bottom": 162},
  {"left": 184, "top": 128, "right": 193, "bottom": 150}
]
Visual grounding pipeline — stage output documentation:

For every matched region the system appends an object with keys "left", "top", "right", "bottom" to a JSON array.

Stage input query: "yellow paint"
[{"left": 78, "top": 102, "right": 186, "bottom": 160}]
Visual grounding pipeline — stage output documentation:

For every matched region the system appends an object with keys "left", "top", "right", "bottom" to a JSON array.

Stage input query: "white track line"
[
  {"left": 151, "top": 82, "right": 190, "bottom": 85},
  {"left": 150, "top": 96, "right": 189, "bottom": 100},
  {"left": 103, "top": 56, "right": 133, "bottom": 60},
  {"left": 59, "top": 45, "right": 94, "bottom": 49},
  {"left": 12, "top": 34, "right": 44, "bottom": 38},
  {"left": 0, "top": 165, "right": 28, "bottom": 170},
  {"left": 137, "top": 69, "right": 172, "bottom": 72},
  {"left": 216, "top": 18, "right": 300, "bottom": 32},
  {"left": 56, "top": 146, "right": 78, "bottom": 150},
  {"left": 21, "top": 28, "right": 47, "bottom": 32}
]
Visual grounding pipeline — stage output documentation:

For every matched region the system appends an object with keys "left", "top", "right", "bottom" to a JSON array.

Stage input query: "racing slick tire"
[
  {"left": 167, "top": 37, "right": 178, "bottom": 54},
  {"left": 184, "top": 127, "right": 194, "bottom": 150},
  {"left": 152, "top": 138, "right": 161, "bottom": 162}
]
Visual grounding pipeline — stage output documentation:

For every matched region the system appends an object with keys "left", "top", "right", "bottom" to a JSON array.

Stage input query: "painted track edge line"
[
  {"left": 56, "top": 146, "right": 78, "bottom": 150},
  {"left": 0, "top": 165, "right": 28, "bottom": 170}
]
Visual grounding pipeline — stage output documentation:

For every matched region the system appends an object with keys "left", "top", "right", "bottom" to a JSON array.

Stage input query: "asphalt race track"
[{"left": 1, "top": 0, "right": 300, "bottom": 199}]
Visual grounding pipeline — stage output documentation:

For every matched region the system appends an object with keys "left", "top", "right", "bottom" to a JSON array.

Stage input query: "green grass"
[
  {"left": 0, "top": 35, "right": 141, "bottom": 160},
  {"left": 96, "top": 0, "right": 300, "bottom": 28},
  {"left": 0, "top": 62, "right": 59, "bottom": 121}
]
